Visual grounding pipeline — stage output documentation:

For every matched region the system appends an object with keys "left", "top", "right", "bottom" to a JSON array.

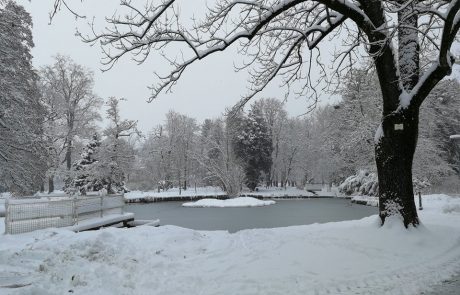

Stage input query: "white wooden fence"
[{"left": 4, "top": 195, "right": 125, "bottom": 234}]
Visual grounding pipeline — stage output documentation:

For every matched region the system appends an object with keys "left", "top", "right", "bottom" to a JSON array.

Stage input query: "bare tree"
[
  {"left": 193, "top": 129, "right": 245, "bottom": 197},
  {"left": 79, "top": 0, "right": 460, "bottom": 227},
  {"left": 164, "top": 111, "right": 198, "bottom": 191},
  {"left": 40, "top": 55, "right": 102, "bottom": 190}
]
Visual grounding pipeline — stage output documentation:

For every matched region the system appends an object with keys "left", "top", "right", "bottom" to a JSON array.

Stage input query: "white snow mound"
[{"left": 183, "top": 197, "right": 275, "bottom": 207}]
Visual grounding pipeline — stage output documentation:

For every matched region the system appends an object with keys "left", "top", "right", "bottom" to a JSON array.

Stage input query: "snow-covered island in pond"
[{"left": 182, "top": 197, "right": 275, "bottom": 207}]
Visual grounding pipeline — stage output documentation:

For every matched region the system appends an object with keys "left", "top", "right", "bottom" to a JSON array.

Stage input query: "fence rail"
[{"left": 4, "top": 195, "right": 124, "bottom": 235}]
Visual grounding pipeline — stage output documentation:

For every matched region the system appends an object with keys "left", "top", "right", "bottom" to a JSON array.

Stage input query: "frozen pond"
[{"left": 126, "top": 198, "right": 377, "bottom": 233}]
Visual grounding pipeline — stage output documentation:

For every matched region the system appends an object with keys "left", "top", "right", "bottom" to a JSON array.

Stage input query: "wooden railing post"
[
  {"left": 100, "top": 195, "right": 104, "bottom": 217},
  {"left": 72, "top": 196, "right": 77, "bottom": 225}
]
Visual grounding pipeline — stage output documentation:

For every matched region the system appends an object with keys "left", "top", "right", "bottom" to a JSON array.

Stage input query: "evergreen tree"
[
  {"left": 233, "top": 106, "right": 273, "bottom": 191},
  {"left": 64, "top": 134, "right": 103, "bottom": 195},
  {"left": 0, "top": 1, "right": 47, "bottom": 195}
]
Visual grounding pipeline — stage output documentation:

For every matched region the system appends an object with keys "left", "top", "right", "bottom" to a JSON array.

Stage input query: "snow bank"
[
  {"left": 243, "top": 186, "right": 336, "bottom": 198},
  {"left": 183, "top": 197, "right": 275, "bottom": 208},
  {"left": 1, "top": 197, "right": 460, "bottom": 294},
  {"left": 351, "top": 194, "right": 460, "bottom": 212},
  {"left": 34, "top": 190, "right": 67, "bottom": 198},
  {"left": 125, "top": 186, "right": 226, "bottom": 201},
  {"left": 126, "top": 186, "right": 336, "bottom": 203},
  {"left": 351, "top": 195, "right": 379, "bottom": 207}
]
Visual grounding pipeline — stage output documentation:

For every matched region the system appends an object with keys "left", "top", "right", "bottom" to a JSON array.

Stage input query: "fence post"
[
  {"left": 100, "top": 195, "right": 104, "bottom": 218},
  {"left": 418, "top": 192, "right": 423, "bottom": 210},
  {"left": 4, "top": 198, "right": 8, "bottom": 234},
  {"left": 72, "top": 196, "right": 77, "bottom": 225}
]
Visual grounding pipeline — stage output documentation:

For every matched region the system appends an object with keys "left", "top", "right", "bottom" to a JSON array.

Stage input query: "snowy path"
[{"left": 0, "top": 195, "right": 460, "bottom": 294}]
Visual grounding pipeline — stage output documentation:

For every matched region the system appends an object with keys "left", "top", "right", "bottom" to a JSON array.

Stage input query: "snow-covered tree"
[
  {"left": 233, "top": 106, "right": 273, "bottom": 191},
  {"left": 250, "top": 98, "right": 287, "bottom": 186},
  {"left": 136, "top": 125, "right": 172, "bottom": 190},
  {"left": 79, "top": 0, "right": 460, "bottom": 226},
  {"left": 101, "top": 97, "right": 140, "bottom": 194},
  {"left": 133, "top": 111, "right": 198, "bottom": 191},
  {"left": 40, "top": 55, "right": 102, "bottom": 191},
  {"left": 193, "top": 117, "right": 245, "bottom": 196},
  {"left": 420, "top": 79, "right": 460, "bottom": 174},
  {"left": 0, "top": 1, "right": 47, "bottom": 195},
  {"left": 163, "top": 111, "right": 198, "bottom": 191},
  {"left": 64, "top": 134, "right": 103, "bottom": 195}
]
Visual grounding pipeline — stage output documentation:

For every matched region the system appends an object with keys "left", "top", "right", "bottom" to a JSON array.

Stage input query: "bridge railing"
[
  {"left": 4, "top": 195, "right": 124, "bottom": 235},
  {"left": 305, "top": 183, "right": 332, "bottom": 192}
]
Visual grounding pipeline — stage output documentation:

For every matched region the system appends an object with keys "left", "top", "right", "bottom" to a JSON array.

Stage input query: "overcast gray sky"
[{"left": 18, "top": 1, "right": 337, "bottom": 132}]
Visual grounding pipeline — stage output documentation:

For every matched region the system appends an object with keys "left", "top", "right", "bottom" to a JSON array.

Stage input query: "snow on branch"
[
  {"left": 81, "top": 0, "right": 374, "bottom": 102},
  {"left": 49, "top": 0, "right": 85, "bottom": 23},
  {"left": 408, "top": 0, "right": 460, "bottom": 108}
]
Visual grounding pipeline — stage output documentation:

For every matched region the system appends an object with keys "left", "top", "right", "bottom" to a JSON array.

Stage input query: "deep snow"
[
  {"left": 182, "top": 197, "right": 275, "bottom": 207},
  {"left": 0, "top": 194, "right": 459, "bottom": 295}
]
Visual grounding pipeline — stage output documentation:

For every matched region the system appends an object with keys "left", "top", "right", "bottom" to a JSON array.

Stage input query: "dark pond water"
[{"left": 126, "top": 198, "right": 378, "bottom": 233}]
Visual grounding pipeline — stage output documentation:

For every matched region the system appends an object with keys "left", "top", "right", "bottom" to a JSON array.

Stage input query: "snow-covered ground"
[
  {"left": 182, "top": 197, "right": 275, "bottom": 207},
  {"left": 242, "top": 186, "right": 337, "bottom": 198},
  {"left": 125, "top": 186, "right": 226, "bottom": 201},
  {"left": 350, "top": 195, "right": 380, "bottom": 206},
  {"left": 0, "top": 194, "right": 460, "bottom": 294},
  {"left": 350, "top": 194, "right": 460, "bottom": 212}
]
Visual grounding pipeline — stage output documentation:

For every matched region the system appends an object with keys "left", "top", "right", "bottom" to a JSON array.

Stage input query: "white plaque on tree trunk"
[{"left": 394, "top": 124, "right": 404, "bottom": 130}]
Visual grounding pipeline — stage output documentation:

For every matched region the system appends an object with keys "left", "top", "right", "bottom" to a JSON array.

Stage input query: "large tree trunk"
[
  {"left": 375, "top": 106, "right": 420, "bottom": 227},
  {"left": 365, "top": 0, "right": 423, "bottom": 227}
]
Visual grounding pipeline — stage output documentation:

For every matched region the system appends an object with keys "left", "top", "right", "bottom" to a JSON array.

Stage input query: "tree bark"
[
  {"left": 65, "top": 140, "right": 72, "bottom": 170},
  {"left": 375, "top": 107, "right": 420, "bottom": 227},
  {"left": 48, "top": 175, "right": 54, "bottom": 193}
]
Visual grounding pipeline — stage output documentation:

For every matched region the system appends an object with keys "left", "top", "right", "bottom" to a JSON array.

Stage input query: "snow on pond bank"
[
  {"left": 1, "top": 195, "right": 460, "bottom": 294},
  {"left": 351, "top": 194, "right": 460, "bottom": 211},
  {"left": 182, "top": 197, "right": 275, "bottom": 208},
  {"left": 125, "top": 186, "right": 336, "bottom": 203},
  {"left": 124, "top": 186, "right": 226, "bottom": 201}
]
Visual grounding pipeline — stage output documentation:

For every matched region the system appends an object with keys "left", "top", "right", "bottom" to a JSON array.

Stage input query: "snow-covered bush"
[
  {"left": 339, "top": 170, "right": 379, "bottom": 196},
  {"left": 412, "top": 178, "right": 431, "bottom": 193},
  {"left": 340, "top": 170, "right": 433, "bottom": 197}
]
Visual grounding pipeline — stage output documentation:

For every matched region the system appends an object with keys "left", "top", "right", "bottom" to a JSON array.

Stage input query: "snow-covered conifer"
[{"left": 0, "top": 1, "right": 47, "bottom": 195}]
